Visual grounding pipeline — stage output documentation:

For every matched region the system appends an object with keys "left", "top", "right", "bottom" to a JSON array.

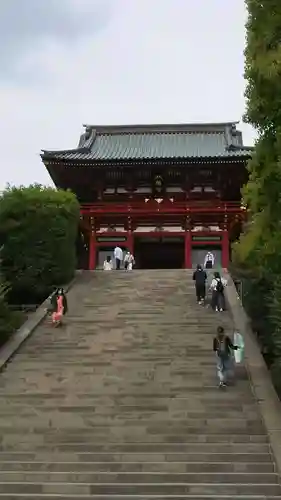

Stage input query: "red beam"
[
  {"left": 81, "top": 200, "right": 242, "bottom": 206},
  {"left": 81, "top": 206, "right": 244, "bottom": 215}
]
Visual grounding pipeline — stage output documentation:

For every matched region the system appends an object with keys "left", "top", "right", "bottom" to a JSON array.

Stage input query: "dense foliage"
[
  {"left": 233, "top": 0, "right": 281, "bottom": 392},
  {"left": 0, "top": 185, "right": 80, "bottom": 304},
  {"left": 0, "top": 282, "right": 24, "bottom": 347}
]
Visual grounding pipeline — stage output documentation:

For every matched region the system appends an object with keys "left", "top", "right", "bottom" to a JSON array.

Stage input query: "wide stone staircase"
[{"left": 0, "top": 270, "right": 279, "bottom": 499}]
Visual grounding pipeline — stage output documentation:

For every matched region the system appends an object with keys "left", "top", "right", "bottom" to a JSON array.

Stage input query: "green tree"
[
  {"left": 235, "top": 0, "right": 281, "bottom": 270},
  {"left": 233, "top": 0, "right": 281, "bottom": 394},
  {"left": 0, "top": 185, "right": 80, "bottom": 303},
  {"left": 242, "top": 0, "right": 281, "bottom": 222},
  {"left": 0, "top": 282, "right": 24, "bottom": 346}
]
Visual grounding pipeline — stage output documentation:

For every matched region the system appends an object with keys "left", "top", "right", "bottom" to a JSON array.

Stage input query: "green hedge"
[
  {"left": 230, "top": 265, "right": 274, "bottom": 359},
  {"left": 0, "top": 185, "right": 80, "bottom": 304},
  {"left": 231, "top": 264, "right": 281, "bottom": 396},
  {"left": 0, "top": 283, "right": 24, "bottom": 347},
  {"left": 232, "top": 1, "right": 281, "bottom": 398}
]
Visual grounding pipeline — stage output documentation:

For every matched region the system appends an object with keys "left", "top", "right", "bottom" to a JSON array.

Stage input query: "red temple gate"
[{"left": 41, "top": 122, "right": 251, "bottom": 269}]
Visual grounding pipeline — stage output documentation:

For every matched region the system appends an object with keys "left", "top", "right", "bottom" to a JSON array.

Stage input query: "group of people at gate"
[
  {"left": 102, "top": 249, "right": 217, "bottom": 272},
  {"left": 103, "top": 246, "right": 135, "bottom": 271}
]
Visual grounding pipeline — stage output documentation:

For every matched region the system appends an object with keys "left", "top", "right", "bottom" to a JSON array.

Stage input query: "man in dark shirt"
[
  {"left": 192, "top": 264, "right": 207, "bottom": 304},
  {"left": 213, "top": 326, "right": 238, "bottom": 387}
]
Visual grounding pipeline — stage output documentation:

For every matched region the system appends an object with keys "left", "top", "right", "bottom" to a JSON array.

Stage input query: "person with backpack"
[
  {"left": 210, "top": 271, "right": 227, "bottom": 311},
  {"left": 124, "top": 251, "right": 135, "bottom": 271},
  {"left": 213, "top": 326, "right": 239, "bottom": 387},
  {"left": 192, "top": 264, "right": 207, "bottom": 304}
]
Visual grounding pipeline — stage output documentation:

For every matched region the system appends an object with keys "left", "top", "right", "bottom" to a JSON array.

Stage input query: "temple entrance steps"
[{"left": 0, "top": 269, "right": 279, "bottom": 499}]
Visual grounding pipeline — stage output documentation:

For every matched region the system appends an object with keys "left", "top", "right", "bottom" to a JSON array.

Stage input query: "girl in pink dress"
[{"left": 51, "top": 289, "right": 66, "bottom": 327}]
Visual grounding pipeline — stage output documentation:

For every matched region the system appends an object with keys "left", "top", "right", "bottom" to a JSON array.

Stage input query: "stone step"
[
  {"left": 0, "top": 471, "right": 278, "bottom": 484},
  {"left": 0, "top": 363, "right": 251, "bottom": 371},
  {"left": 0, "top": 481, "right": 279, "bottom": 496},
  {"left": 0, "top": 392, "right": 258, "bottom": 408},
  {"left": 0, "top": 378, "right": 249, "bottom": 386},
  {"left": 2, "top": 439, "right": 271, "bottom": 450},
  {"left": 0, "top": 394, "right": 259, "bottom": 405},
  {"left": 4, "top": 434, "right": 269, "bottom": 444},
  {"left": 2, "top": 496, "right": 281, "bottom": 500},
  {"left": 7, "top": 347, "right": 233, "bottom": 354},
  {"left": 0, "top": 392, "right": 259, "bottom": 401},
  {"left": 0, "top": 461, "right": 274, "bottom": 473},
  {"left": 9, "top": 346, "right": 230, "bottom": 354},
  {"left": 4, "top": 352, "right": 231, "bottom": 359},
  {"left": 1, "top": 442, "right": 271, "bottom": 453},
  {"left": 0, "top": 424, "right": 266, "bottom": 436},
  {"left": 0, "top": 364, "right": 240, "bottom": 370},
  {"left": 0, "top": 392, "right": 258, "bottom": 403},
  {"left": 0, "top": 442, "right": 270, "bottom": 454},
  {"left": 0, "top": 450, "right": 273, "bottom": 462},
  {"left": 0, "top": 415, "right": 264, "bottom": 426},
  {"left": 0, "top": 427, "right": 266, "bottom": 438},
  {"left": 7, "top": 346, "right": 229, "bottom": 353},
  {"left": 0, "top": 409, "right": 262, "bottom": 420},
  {"left": 8, "top": 345, "right": 226, "bottom": 351},
  {"left": 2, "top": 355, "right": 237, "bottom": 363},
  {"left": 2, "top": 443, "right": 271, "bottom": 453},
  {"left": 1, "top": 373, "right": 243, "bottom": 380},
  {"left": 0, "top": 432, "right": 267, "bottom": 442},
  {"left": 0, "top": 388, "right": 257, "bottom": 397},
  {"left": 0, "top": 368, "right": 243, "bottom": 376}
]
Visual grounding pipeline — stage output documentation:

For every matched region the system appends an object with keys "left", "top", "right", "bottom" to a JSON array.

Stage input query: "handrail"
[
  {"left": 81, "top": 200, "right": 241, "bottom": 208},
  {"left": 80, "top": 200, "right": 244, "bottom": 214}
]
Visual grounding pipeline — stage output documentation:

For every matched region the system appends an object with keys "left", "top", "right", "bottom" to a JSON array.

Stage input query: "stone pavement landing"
[{"left": 0, "top": 270, "right": 279, "bottom": 499}]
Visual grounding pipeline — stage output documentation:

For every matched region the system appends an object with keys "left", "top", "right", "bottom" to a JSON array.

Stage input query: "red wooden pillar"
[
  {"left": 184, "top": 231, "right": 192, "bottom": 268},
  {"left": 89, "top": 232, "right": 96, "bottom": 270},
  {"left": 221, "top": 230, "right": 229, "bottom": 269}
]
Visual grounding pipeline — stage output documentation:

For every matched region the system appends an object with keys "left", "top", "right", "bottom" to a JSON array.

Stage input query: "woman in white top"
[
  {"left": 210, "top": 271, "right": 227, "bottom": 311},
  {"left": 204, "top": 251, "right": 215, "bottom": 269},
  {"left": 124, "top": 251, "right": 135, "bottom": 271},
  {"left": 103, "top": 256, "right": 113, "bottom": 271}
]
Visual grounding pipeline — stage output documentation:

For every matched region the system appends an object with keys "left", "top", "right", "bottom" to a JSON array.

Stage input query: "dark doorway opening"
[
  {"left": 97, "top": 246, "right": 128, "bottom": 269},
  {"left": 135, "top": 236, "right": 184, "bottom": 269},
  {"left": 191, "top": 245, "right": 222, "bottom": 269}
]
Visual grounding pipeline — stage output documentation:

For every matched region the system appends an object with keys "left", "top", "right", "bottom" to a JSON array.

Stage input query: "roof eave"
[
  {"left": 41, "top": 147, "right": 89, "bottom": 159},
  {"left": 226, "top": 145, "right": 254, "bottom": 152},
  {"left": 41, "top": 147, "right": 87, "bottom": 154},
  {"left": 41, "top": 153, "right": 251, "bottom": 163}
]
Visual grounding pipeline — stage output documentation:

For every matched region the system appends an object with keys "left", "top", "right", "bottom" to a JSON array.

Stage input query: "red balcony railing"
[{"left": 80, "top": 200, "right": 244, "bottom": 215}]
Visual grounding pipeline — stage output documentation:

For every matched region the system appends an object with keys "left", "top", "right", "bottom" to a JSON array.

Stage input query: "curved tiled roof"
[{"left": 41, "top": 123, "right": 252, "bottom": 162}]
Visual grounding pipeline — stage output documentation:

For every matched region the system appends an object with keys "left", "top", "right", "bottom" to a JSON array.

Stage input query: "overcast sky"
[{"left": 0, "top": 0, "right": 254, "bottom": 189}]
